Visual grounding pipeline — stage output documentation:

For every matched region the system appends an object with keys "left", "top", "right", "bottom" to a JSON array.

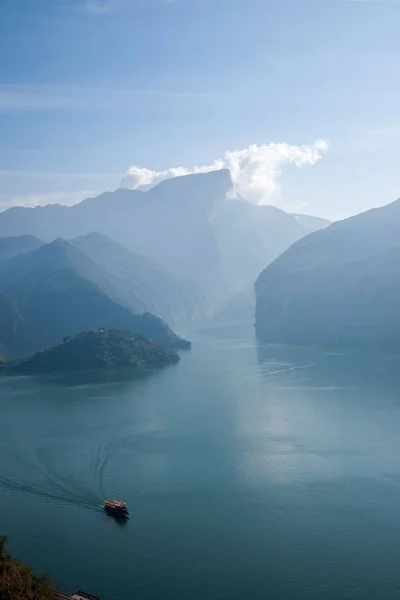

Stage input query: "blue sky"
[{"left": 1, "top": 0, "right": 400, "bottom": 219}]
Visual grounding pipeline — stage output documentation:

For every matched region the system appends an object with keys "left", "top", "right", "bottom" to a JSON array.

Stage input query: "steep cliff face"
[{"left": 255, "top": 198, "right": 400, "bottom": 351}]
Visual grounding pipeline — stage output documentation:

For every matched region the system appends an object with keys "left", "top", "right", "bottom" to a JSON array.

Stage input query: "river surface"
[{"left": 2, "top": 328, "right": 400, "bottom": 600}]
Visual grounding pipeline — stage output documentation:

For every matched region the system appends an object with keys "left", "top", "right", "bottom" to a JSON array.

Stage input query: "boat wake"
[
  {"left": 92, "top": 431, "right": 122, "bottom": 498},
  {"left": 0, "top": 427, "right": 132, "bottom": 512},
  {"left": 0, "top": 474, "right": 102, "bottom": 510}
]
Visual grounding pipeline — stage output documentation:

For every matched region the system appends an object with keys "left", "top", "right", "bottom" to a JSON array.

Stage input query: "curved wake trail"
[
  {"left": 93, "top": 428, "right": 133, "bottom": 498},
  {"left": 0, "top": 475, "right": 102, "bottom": 511},
  {"left": 0, "top": 424, "right": 133, "bottom": 511}
]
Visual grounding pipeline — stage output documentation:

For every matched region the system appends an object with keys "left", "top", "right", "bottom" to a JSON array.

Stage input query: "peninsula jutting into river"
[{"left": 0, "top": 329, "right": 181, "bottom": 374}]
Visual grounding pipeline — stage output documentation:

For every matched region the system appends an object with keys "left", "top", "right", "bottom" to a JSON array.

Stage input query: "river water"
[{"left": 2, "top": 328, "right": 400, "bottom": 600}]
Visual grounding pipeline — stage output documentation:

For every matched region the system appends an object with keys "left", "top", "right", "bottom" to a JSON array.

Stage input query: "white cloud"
[
  {"left": 120, "top": 163, "right": 224, "bottom": 191},
  {"left": 121, "top": 140, "right": 329, "bottom": 205}
]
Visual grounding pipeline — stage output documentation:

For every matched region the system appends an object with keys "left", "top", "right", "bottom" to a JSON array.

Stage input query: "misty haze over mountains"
[
  {"left": 6, "top": 2, "right": 400, "bottom": 598},
  {"left": 5, "top": 165, "right": 400, "bottom": 357},
  {"left": 0, "top": 168, "right": 333, "bottom": 358},
  {"left": 0, "top": 170, "right": 327, "bottom": 332}
]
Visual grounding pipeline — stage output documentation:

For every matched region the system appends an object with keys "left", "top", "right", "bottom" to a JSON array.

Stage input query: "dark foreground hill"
[
  {"left": 0, "top": 238, "right": 190, "bottom": 358},
  {"left": 0, "top": 536, "right": 55, "bottom": 600},
  {"left": 255, "top": 198, "right": 400, "bottom": 351},
  {"left": 3, "top": 329, "right": 179, "bottom": 374}
]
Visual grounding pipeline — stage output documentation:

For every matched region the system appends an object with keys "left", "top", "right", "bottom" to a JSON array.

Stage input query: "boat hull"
[{"left": 104, "top": 506, "right": 129, "bottom": 520}]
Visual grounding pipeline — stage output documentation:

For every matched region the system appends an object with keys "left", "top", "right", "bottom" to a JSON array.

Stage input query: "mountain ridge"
[
  {"left": 0, "top": 170, "right": 328, "bottom": 319},
  {"left": 70, "top": 232, "right": 203, "bottom": 328},
  {"left": 0, "top": 239, "right": 190, "bottom": 358},
  {"left": 255, "top": 196, "right": 400, "bottom": 351}
]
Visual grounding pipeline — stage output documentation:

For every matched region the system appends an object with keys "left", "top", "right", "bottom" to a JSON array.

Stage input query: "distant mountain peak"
[
  {"left": 148, "top": 168, "right": 233, "bottom": 195},
  {"left": 51, "top": 237, "right": 70, "bottom": 245},
  {"left": 39, "top": 237, "right": 77, "bottom": 257}
]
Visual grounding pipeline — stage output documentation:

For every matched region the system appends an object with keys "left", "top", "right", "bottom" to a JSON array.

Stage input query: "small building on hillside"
[{"left": 55, "top": 591, "right": 100, "bottom": 600}]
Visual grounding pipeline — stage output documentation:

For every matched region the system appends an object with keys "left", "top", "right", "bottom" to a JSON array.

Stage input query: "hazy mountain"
[
  {"left": 0, "top": 235, "right": 43, "bottom": 261},
  {"left": 0, "top": 170, "right": 320, "bottom": 315},
  {"left": 0, "top": 239, "right": 189, "bottom": 358},
  {"left": 206, "top": 288, "right": 255, "bottom": 327},
  {"left": 0, "top": 171, "right": 229, "bottom": 308},
  {"left": 255, "top": 198, "right": 400, "bottom": 351},
  {"left": 71, "top": 232, "right": 204, "bottom": 328},
  {"left": 211, "top": 199, "right": 309, "bottom": 295},
  {"left": 291, "top": 213, "right": 332, "bottom": 231}
]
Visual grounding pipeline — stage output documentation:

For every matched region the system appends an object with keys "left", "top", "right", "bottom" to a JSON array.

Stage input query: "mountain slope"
[
  {"left": 255, "top": 198, "right": 400, "bottom": 350},
  {"left": 71, "top": 232, "right": 203, "bottom": 328},
  {"left": 0, "top": 170, "right": 316, "bottom": 315},
  {"left": 291, "top": 213, "right": 331, "bottom": 231},
  {"left": 0, "top": 235, "right": 43, "bottom": 261},
  {"left": 211, "top": 199, "right": 309, "bottom": 295},
  {"left": 0, "top": 239, "right": 190, "bottom": 358}
]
